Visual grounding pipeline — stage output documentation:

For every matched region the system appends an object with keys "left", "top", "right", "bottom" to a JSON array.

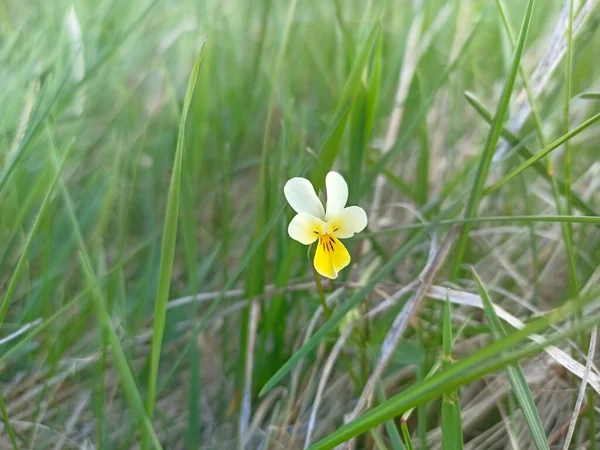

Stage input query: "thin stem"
[
  {"left": 0, "top": 391, "right": 19, "bottom": 450},
  {"left": 313, "top": 269, "right": 333, "bottom": 320},
  {"left": 312, "top": 267, "right": 361, "bottom": 388}
]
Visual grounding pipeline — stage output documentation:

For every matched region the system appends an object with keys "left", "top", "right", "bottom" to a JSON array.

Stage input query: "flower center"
[{"left": 318, "top": 233, "right": 337, "bottom": 252}]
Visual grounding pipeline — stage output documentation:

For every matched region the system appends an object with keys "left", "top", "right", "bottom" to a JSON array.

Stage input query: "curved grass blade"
[
  {"left": 309, "top": 299, "right": 599, "bottom": 449},
  {"left": 0, "top": 391, "right": 18, "bottom": 450},
  {"left": 484, "top": 110, "right": 600, "bottom": 195},
  {"left": 472, "top": 269, "right": 549, "bottom": 450},
  {"left": 450, "top": 0, "right": 536, "bottom": 278},
  {"left": 79, "top": 254, "right": 163, "bottom": 450},
  {"left": 579, "top": 92, "right": 600, "bottom": 100},
  {"left": 441, "top": 297, "right": 463, "bottom": 450},
  {"left": 311, "top": 23, "right": 380, "bottom": 187},
  {"left": 366, "top": 10, "right": 486, "bottom": 189},
  {"left": 143, "top": 43, "right": 206, "bottom": 449},
  {"left": 361, "top": 214, "right": 600, "bottom": 238},
  {"left": 464, "top": 92, "right": 597, "bottom": 217},
  {"left": 0, "top": 141, "right": 74, "bottom": 329}
]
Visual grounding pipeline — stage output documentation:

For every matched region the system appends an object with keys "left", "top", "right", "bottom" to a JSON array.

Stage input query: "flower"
[{"left": 284, "top": 171, "right": 368, "bottom": 279}]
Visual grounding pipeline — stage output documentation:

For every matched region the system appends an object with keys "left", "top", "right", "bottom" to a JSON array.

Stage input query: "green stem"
[
  {"left": 400, "top": 418, "right": 414, "bottom": 450},
  {"left": 0, "top": 392, "right": 19, "bottom": 450},
  {"left": 313, "top": 269, "right": 333, "bottom": 319},
  {"left": 312, "top": 268, "right": 361, "bottom": 388}
]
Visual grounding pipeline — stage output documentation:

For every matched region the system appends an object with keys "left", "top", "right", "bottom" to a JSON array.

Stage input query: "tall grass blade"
[
  {"left": 464, "top": 92, "right": 597, "bottom": 217},
  {"left": 311, "top": 23, "right": 380, "bottom": 187},
  {"left": 142, "top": 43, "right": 206, "bottom": 450},
  {"left": 0, "top": 391, "right": 19, "bottom": 450},
  {"left": 450, "top": 0, "right": 536, "bottom": 278},
  {"left": 472, "top": 268, "right": 549, "bottom": 450},
  {"left": 0, "top": 142, "right": 73, "bottom": 329},
  {"left": 441, "top": 297, "right": 463, "bottom": 450}
]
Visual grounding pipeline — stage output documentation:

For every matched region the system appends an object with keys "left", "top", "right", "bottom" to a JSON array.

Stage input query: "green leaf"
[
  {"left": 0, "top": 142, "right": 73, "bottom": 329},
  {"left": 464, "top": 92, "right": 597, "bottom": 217},
  {"left": 311, "top": 23, "right": 380, "bottom": 187},
  {"left": 450, "top": 0, "right": 536, "bottom": 278},
  {"left": 483, "top": 110, "right": 600, "bottom": 195},
  {"left": 472, "top": 268, "right": 549, "bottom": 450},
  {"left": 366, "top": 11, "right": 486, "bottom": 190},
  {"left": 79, "top": 254, "right": 163, "bottom": 450},
  {"left": 143, "top": 43, "right": 206, "bottom": 448},
  {"left": 579, "top": 91, "right": 600, "bottom": 100},
  {"left": 0, "top": 391, "right": 18, "bottom": 450},
  {"left": 441, "top": 297, "right": 463, "bottom": 450}
]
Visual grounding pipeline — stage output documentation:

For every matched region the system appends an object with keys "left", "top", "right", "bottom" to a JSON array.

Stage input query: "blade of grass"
[
  {"left": 311, "top": 23, "right": 380, "bottom": 187},
  {"left": 450, "top": 0, "right": 536, "bottom": 278},
  {"left": 44, "top": 135, "right": 163, "bottom": 449},
  {"left": 415, "top": 73, "right": 429, "bottom": 206},
  {"left": 472, "top": 268, "right": 549, "bottom": 450},
  {"left": 441, "top": 297, "right": 463, "bottom": 450},
  {"left": 0, "top": 391, "right": 19, "bottom": 450},
  {"left": 241, "top": 0, "right": 300, "bottom": 399},
  {"left": 361, "top": 214, "right": 600, "bottom": 238},
  {"left": 483, "top": 110, "right": 600, "bottom": 195},
  {"left": 0, "top": 141, "right": 73, "bottom": 329},
  {"left": 349, "top": 28, "right": 382, "bottom": 201},
  {"left": 400, "top": 419, "right": 414, "bottom": 450},
  {"left": 78, "top": 253, "right": 163, "bottom": 450},
  {"left": 464, "top": 92, "right": 597, "bottom": 217},
  {"left": 366, "top": 9, "right": 486, "bottom": 189},
  {"left": 309, "top": 294, "right": 599, "bottom": 449},
  {"left": 375, "top": 384, "right": 405, "bottom": 450},
  {"left": 142, "top": 43, "right": 206, "bottom": 450},
  {"left": 579, "top": 92, "right": 600, "bottom": 99}
]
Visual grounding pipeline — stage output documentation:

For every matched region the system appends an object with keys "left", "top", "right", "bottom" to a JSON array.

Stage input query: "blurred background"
[{"left": 2, "top": 0, "right": 600, "bottom": 448}]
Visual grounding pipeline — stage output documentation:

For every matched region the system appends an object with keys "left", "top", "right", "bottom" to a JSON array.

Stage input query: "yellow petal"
[{"left": 313, "top": 234, "right": 351, "bottom": 279}]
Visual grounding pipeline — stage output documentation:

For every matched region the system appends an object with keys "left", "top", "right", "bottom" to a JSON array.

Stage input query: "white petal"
[
  {"left": 288, "top": 213, "right": 324, "bottom": 245},
  {"left": 329, "top": 206, "right": 368, "bottom": 239},
  {"left": 284, "top": 177, "right": 325, "bottom": 219},
  {"left": 325, "top": 171, "right": 348, "bottom": 219}
]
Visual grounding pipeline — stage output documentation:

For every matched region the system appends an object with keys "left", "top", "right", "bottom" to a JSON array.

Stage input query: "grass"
[{"left": 1, "top": 0, "right": 600, "bottom": 449}]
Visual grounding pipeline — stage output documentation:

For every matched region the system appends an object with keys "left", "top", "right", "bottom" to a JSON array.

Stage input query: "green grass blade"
[
  {"left": 375, "top": 384, "right": 405, "bottom": 450},
  {"left": 311, "top": 23, "right": 380, "bottom": 187},
  {"left": 464, "top": 92, "right": 597, "bottom": 217},
  {"left": 450, "top": 0, "right": 536, "bottom": 278},
  {"left": 308, "top": 295, "right": 598, "bottom": 449},
  {"left": 0, "top": 391, "right": 19, "bottom": 450},
  {"left": 579, "top": 92, "right": 600, "bottom": 99},
  {"left": 0, "top": 76, "right": 55, "bottom": 195},
  {"left": 484, "top": 110, "right": 600, "bottom": 195},
  {"left": 0, "top": 141, "right": 73, "bottom": 329},
  {"left": 43, "top": 133, "right": 164, "bottom": 449},
  {"left": 143, "top": 43, "right": 206, "bottom": 448},
  {"left": 441, "top": 297, "right": 463, "bottom": 450},
  {"left": 366, "top": 10, "right": 486, "bottom": 189},
  {"left": 472, "top": 269, "right": 549, "bottom": 450},
  {"left": 400, "top": 420, "right": 414, "bottom": 450},
  {"left": 79, "top": 253, "right": 163, "bottom": 450}
]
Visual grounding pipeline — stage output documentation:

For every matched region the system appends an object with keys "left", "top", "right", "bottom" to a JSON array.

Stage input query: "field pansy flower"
[{"left": 284, "top": 171, "right": 367, "bottom": 279}]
